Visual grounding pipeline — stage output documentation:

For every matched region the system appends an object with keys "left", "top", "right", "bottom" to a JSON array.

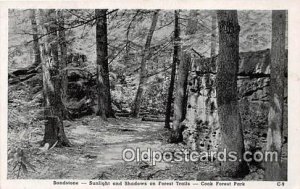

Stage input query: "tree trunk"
[
  {"left": 57, "top": 10, "right": 68, "bottom": 104},
  {"left": 57, "top": 10, "right": 70, "bottom": 120},
  {"left": 216, "top": 10, "right": 248, "bottom": 177},
  {"left": 265, "top": 10, "right": 286, "bottom": 181},
  {"left": 29, "top": 9, "right": 41, "bottom": 67},
  {"left": 203, "top": 10, "right": 217, "bottom": 122},
  {"left": 41, "top": 9, "right": 70, "bottom": 147},
  {"left": 131, "top": 10, "right": 159, "bottom": 118},
  {"left": 165, "top": 10, "right": 180, "bottom": 129},
  {"left": 169, "top": 52, "right": 191, "bottom": 143},
  {"left": 95, "top": 9, "right": 114, "bottom": 119}
]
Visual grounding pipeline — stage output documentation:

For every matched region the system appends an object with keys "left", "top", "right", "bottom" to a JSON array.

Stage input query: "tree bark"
[
  {"left": 56, "top": 10, "right": 71, "bottom": 120},
  {"left": 165, "top": 10, "right": 180, "bottom": 129},
  {"left": 41, "top": 9, "right": 70, "bottom": 147},
  {"left": 131, "top": 10, "right": 159, "bottom": 118},
  {"left": 169, "top": 52, "right": 191, "bottom": 143},
  {"left": 265, "top": 10, "right": 286, "bottom": 181},
  {"left": 203, "top": 10, "right": 217, "bottom": 121},
  {"left": 216, "top": 10, "right": 248, "bottom": 177},
  {"left": 95, "top": 9, "right": 114, "bottom": 119},
  {"left": 57, "top": 10, "right": 68, "bottom": 105},
  {"left": 29, "top": 9, "right": 41, "bottom": 67}
]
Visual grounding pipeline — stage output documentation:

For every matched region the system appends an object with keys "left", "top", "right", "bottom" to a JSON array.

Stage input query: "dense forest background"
[{"left": 9, "top": 10, "right": 280, "bottom": 117}]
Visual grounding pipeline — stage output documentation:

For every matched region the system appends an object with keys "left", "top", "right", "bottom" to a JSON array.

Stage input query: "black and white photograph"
[{"left": 2, "top": 2, "right": 294, "bottom": 186}]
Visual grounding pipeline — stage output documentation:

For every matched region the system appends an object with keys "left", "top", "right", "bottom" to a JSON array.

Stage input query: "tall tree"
[
  {"left": 40, "top": 9, "right": 70, "bottom": 147},
  {"left": 265, "top": 10, "right": 286, "bottom": 181},
  {"left": 204, "top": 11, "right": 217, "bottom": 117},
  {"left": 165, "top": 10, "right": 180, "bottom": 129},
  {"left": 216, "top": 10, "right": 248, "bottom": 177},
  {"left": 131, "top": 10, "right": 159, "bottom": 118},
  {"left": 169, "top": 52, "right": 191, "bottom": 143},
  {"left": 181, "top": 10, "right": 198, "bottom": 120},
  {"left": 57, "top": 10, "right": 68, "bottom": 106},
  {"left": 29, "top": 9, "right": 41, "bottom": 67},
  {"left": 95, "top": 9, "right": 114, "bottom": 119}
]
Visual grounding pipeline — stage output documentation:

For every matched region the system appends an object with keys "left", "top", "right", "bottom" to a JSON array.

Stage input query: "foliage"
[
  {"left": 8, "top": 10, "right": 273, "bottom": 113},
  {"left": 8, "top": 147, "right": 36, "bottom": 179}
]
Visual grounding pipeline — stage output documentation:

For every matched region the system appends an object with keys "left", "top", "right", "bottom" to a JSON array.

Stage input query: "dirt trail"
[
  {"left": 26, "top": 116, "right": 170, "bottom": 179},
  {"left": 9, "top": 116, "right": 255, "bottom": 180}
]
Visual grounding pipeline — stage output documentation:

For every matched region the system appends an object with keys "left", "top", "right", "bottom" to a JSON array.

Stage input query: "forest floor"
[
  {"left": 7, "top": 116, "right": 267, "bottom": 180},
  {"left": 7, "top": 116, "right": 221, "bottom": 180}
]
